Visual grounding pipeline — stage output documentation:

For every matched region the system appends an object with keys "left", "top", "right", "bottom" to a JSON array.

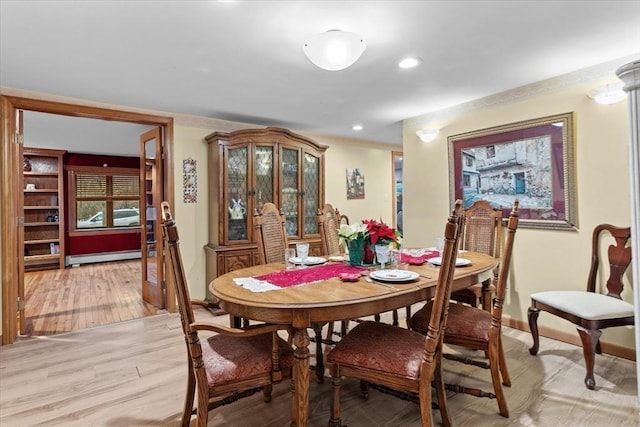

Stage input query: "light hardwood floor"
[
  {"left": 23, "top": 260, "right": 157, "bottom": 336},
  {"left": 1, "top": 308, "right": 637, "bottom": 426}
]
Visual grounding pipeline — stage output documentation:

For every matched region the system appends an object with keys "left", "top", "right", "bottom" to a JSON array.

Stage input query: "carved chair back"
[
  {"left": 461, "top": 199, "right": 503, "bottom": 258},
  {"left": 317, "top": 203, "right": 344, "bottom": 256},
  {"left": 588, "top": 224, "right": 632, "bottom": 298},
  {"left": 254, "top": 202, "right": 289, "bottom": 264}
]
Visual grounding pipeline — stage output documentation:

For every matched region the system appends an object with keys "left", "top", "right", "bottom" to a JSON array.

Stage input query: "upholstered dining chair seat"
[
  {"left": 327, "top": 321, "right": 427, "bottom": 380},
  {"left": 410, "top": 301, "right": 491, "bottom": 343},
  {"left": 530, "top": 291, "right": 634, "bottom": 321},
  {"left": 202, "top": 333, "right": 294, "bottom": 386}
]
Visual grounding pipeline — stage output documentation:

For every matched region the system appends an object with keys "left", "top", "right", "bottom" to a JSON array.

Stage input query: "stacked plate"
[
  {"left": 369, "top": 269, "right": 419, "bottom": 282},
  {"left": 428, "top": 257, "right": 472, "bottom": 267}
]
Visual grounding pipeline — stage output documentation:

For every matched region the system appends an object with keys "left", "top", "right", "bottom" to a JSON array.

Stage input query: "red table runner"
[
  {"left": 254, "top": 263, "right": 366, "bottom": 288},
  {"left": 400, "top": 249, "right": 440, "bottom": 265}
]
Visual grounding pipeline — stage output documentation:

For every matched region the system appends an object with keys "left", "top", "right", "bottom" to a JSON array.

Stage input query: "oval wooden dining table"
[{"left": 210, "top": 252, "right": 498, "bottom": 427}]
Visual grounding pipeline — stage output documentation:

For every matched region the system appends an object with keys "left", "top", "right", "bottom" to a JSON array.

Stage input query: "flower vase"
[
  {"left": 347, "top": 238, "right": 365, "bottom": 266},
  {"left": 363, "top": 241, "right": 375, "bottom": 264}
]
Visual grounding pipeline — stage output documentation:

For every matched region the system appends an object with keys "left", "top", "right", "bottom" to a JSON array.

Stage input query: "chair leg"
[
  {"left": 481, "top": 279, "right": 493, "bottom": 312},
  {"left": 527, "top": 307, "right": 540, "bottom": 355},
  {"left": 577, "top": 326, "right": 602, "bottom": 390},
  {"left": 433, "top": 351, "right": 452, "bottom": 427},
  {"left": 498, "top": 334, "right": 511, "bottom": 387},
  {"left": 262, "top": 383, "right": 272, "bottom": 402},
  {"left": 392, "top": 309, "right": 399, "bottom": 326},
  {"left": 419, "top": 368, "right": 436, "bottom": 427},
  {"left": 328, "top": 366, "right": 342, "bottom": 427},
  {"left": 196, "top": 383, "right": 209, "bottom": 427},
  {"left": 326, "top": 321, "right": 335, "bottom": 342},
  {"left": 312, "top": 322, "right": 325, "bottom": 383},
  {"left": 341, "top": 320, "right": 350, "bottom": 336},
  {"left": 182, "top": 367, "right": 196, "bottom": 427},
  {"left": 489, "top": 340, "right": 509, "bottom": 417},
  {"left": 360, "top": 380, "right": 370, "bottom": 399},
  {"left": 290, "top": 377, "right": 296, "bottom": 427}
]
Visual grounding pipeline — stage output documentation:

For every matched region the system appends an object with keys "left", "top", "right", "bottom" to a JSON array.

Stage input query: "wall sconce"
[
  {"left": 416, "top": 129, "right": 439, "bottom": 142},
  {"left": 303, "top": 30, "right": 366, "bottom": 71},
  {"left": 588, "top": 82, "right": 627, "bottom": 105}
]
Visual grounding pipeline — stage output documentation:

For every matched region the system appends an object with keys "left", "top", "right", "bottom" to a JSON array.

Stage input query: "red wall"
[
  {"left": 67, "top": 231, "right": 141, "bottom": 256},
  {"left": 64, "top": 153, "right": 141, "bottom": 256}
]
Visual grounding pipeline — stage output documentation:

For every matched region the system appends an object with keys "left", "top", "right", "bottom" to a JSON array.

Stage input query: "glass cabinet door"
[
  {"left": 226, "top": 146, "right": 249, "bottom": 242},
  {"left": 281, "top": 147, "right": 299, "bottom": 237},
  {"left": 303, "top": 152, "right": 320, "bottom": 235},
  {"left": 254, "top": 145, "right": 275, "bottom": 209}
]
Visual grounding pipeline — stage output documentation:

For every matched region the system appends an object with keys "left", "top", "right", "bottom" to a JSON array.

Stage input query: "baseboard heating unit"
[{"left": 66, "top": 250, "right": 141, "bottom": 266}]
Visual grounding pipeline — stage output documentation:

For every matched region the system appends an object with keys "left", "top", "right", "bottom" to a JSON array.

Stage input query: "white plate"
[
  {"left": 428, "top": 257, "right": 472, "bottom": 267},
  {"left": 369, "top": 269, "right": 419, "bottom": 282},
  {"left": 289, "top": 256, "right": 327, "bottom": 266}
]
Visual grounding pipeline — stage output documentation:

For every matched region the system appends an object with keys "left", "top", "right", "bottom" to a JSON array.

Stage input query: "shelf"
[
  {"left": 23, "top": 171, "right": 58, "bottom": 177},
  {"left": 25, "top": 238, "right": 60, "bottom": 245},
  {"left": 24, "top": 205, "right": 59, "bottom": 210},
  {"left": 24, "top": 222, "right": 59, "bottom": 227},
  {"left": 24, "top": 254, "right": 60, "bottom": 264},
  {"left": 24, "top": 189, "right": 59, "bottom": 193}
]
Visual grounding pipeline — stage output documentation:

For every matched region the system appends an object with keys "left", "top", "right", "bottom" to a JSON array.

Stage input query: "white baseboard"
[{"left": 66, "top": 250, "right": 141, "bottom": 266}]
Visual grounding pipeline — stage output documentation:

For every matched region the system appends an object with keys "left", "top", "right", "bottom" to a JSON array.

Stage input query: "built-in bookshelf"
[{"left": 22, "top": 147, "right": 66, "bottom": 270}]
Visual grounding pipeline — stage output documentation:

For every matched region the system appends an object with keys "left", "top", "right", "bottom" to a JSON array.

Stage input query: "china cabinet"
[
  {"left": 205, "top": 127, "right": 327, "bottom": 278},
  {"left": 21, "top": 147, "right": 66, "bottom": 270}
]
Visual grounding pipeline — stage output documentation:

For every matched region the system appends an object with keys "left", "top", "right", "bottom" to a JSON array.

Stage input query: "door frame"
[
  {"left": 0, "top": 95, "right": 175, "bottom": 345},
  {"left": 391, "top": 151, "right": 403, "bottom": 232}
]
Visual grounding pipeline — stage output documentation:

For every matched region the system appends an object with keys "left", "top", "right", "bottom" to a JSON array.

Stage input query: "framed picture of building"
[
  {"left": 346, "top": 167, "right": 365, "bottom": 199},
  {"left": 448, "top": 112, "right": 577, "bottom": 231}
]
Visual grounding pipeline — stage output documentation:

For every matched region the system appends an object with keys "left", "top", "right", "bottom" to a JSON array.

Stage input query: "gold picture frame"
[{"left": 448, "top": 112, "right": 577, "bottom": 231}]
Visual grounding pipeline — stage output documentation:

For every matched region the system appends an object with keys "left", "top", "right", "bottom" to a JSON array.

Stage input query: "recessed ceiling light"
[
  {"left": 398, "top": 57, "right": 422, "bottom": 69},
  {"left": 352, "top": 124, "right": 363, "bottom": 131}
]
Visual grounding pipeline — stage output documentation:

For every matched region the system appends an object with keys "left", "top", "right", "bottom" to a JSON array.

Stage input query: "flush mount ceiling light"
[
  {"left": 416, "top": 129, "right": 439, "bottom": 142},
  {"left": 398, "top": 57, "right": 423, "bottom": 69},
  {"left": 303, "top": 30, "right": 366, "bottom": 71},
  {"left": 588, "top": 82, "right": 627, "bottom": 105}
]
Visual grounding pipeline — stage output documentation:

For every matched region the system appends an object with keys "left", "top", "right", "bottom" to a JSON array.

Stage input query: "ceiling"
[{"left": 1, "top": 1, "right": 639, "bottom": 156}]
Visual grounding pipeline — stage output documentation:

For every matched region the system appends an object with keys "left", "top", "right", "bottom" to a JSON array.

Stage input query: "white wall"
[{"left": 403, "top": 72, "right": 635, "bottom": 350}]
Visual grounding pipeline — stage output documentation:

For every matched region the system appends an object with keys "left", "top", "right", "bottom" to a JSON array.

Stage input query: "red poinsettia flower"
[{"left": 362, "top": 218, "right": 399, "bottom": 245}]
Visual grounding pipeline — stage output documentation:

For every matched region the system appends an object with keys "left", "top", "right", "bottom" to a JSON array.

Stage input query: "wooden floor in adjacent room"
[
  {"left": 1, "top": 308, "right": 637, "bottom": 427},
  {"left": 22, "top": 260, "right": 158, "bottom": 336}
]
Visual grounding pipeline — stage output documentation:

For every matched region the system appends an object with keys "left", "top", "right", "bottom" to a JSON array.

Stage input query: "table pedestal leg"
[{"left": 292, "top": 327, "right": 310, "bottom": 427}]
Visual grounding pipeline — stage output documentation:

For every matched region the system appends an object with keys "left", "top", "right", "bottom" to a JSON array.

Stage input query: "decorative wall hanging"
[
  {"left": 346, "top": 167, "right": 365, "bottom": 199},
  {"left": 182, "top": 158, "right": 197, "bottom": 203},
  {"left": 448, "top": 112, "right": 577, "bottom": 231}
]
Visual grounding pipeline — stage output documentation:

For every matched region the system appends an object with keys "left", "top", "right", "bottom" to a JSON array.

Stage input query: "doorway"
[
  {"left": 1, "top": 95, "right": 175, "bottom": 345},
  {"left": 392, "top": 151, "right": 403, "bottom": 233}
]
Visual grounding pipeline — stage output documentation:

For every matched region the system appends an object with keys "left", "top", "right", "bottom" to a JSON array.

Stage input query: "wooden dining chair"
[
  {"left": 160, "top": 202, "right": 293, "bottom": 427},
  {"left": 254, "top": 202, "right": 328, "bottom": 383},
  {"left": 528, "top": 223, "right": 633, "bottom": 390},
  {"left": 317, "top": 203, "right": 345, "bottom": 257},
  {"left": 451, "top": 199, "right": 504, "bottom": 311},
  {"left": 253, "top": 202, "right": 290, "bottom": 264},
  {"left": 318, "top": 203, "right": 351, "bottom": 346},
  {"left": 408, "top": 200, "right": 519, "bottom": 418},
  {"left": 326, "top": 200, "right": 464, "bottom": 427}
]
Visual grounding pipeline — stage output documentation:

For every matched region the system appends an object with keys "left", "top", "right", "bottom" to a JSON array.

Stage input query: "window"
[{"left": 70, "top": 168, "right": 140, "bottom": 230}]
